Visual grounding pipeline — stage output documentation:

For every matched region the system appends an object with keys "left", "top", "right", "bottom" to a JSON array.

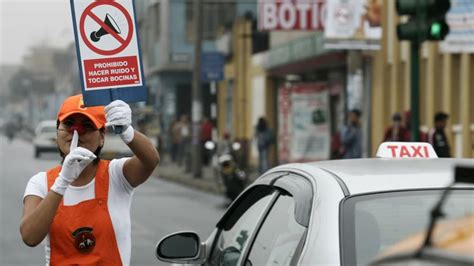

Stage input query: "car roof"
[
  {"left": 36, "top": 120, "right": 57, "bottom": 128},
  {"left": 276, "top": 158, "right": 474, "bottom": 196}
]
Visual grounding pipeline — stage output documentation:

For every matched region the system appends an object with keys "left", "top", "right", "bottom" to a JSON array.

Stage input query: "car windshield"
[
  {"left": 39, "top": 127, "right": 56, "bottom": 134},
  {"left": 341, "top": 189, "right": 474, "bottom": 266}
]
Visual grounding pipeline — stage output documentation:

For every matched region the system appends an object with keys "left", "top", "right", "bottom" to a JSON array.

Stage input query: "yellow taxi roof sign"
[{"left": 376, "top": 142, "right": 438, "bottom": 158}]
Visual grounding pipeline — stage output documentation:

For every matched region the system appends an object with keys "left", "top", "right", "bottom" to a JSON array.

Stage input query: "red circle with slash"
[{"left": 79, "top": 1, "right": 133, "bottom": 56}]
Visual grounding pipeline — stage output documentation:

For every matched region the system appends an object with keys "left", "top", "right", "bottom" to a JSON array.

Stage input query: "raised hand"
[
  {"left": 105, "top": 100, "right": 134, "bottom": 144},
  {"left": 105, "top": 100, "right": 132, "bottom": 129},
  {"left": 51, "top": 130, "right": 97, "bottom": 195}
]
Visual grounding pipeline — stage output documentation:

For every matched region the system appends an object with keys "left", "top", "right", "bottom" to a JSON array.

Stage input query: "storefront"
[{"left": 265, "top": 32, "right": 349, "bottom": 163}]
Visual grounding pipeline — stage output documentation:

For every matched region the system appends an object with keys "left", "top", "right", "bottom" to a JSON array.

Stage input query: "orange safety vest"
[{"left": 46, "top": 160, "right": 123, "bottom": 265}]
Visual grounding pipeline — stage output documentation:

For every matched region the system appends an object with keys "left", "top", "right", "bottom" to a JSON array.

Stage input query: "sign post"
[
  {"left": 201, "top": 52, "right": 225, "bottom": 83},
  {"left": 191, "top": 0, "right": 203, "bottom": 178},
  {"left": 70, "top": 0, "right": 146, "bottom": 107}
]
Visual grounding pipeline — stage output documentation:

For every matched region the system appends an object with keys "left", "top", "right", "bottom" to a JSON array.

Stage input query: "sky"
[{"left": 0, "top": 0, "right": 73, "bottom": 65}]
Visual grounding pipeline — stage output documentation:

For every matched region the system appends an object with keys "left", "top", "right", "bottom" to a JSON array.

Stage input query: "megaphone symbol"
[{"left": 90, "top": 14, "right": 121, "bottom": 42}]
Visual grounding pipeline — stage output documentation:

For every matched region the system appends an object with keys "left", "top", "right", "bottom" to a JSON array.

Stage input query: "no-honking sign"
[{"left": 70, "top": 0, "right": 146, "bottom": 106}]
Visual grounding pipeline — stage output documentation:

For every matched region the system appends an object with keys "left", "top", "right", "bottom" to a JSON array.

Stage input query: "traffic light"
[{"left": 396, "top": 0, "right": 450, "bottom": 42}]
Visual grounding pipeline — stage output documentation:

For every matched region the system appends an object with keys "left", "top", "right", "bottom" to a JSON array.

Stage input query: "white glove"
[
  {"left": 51, "top": 131, "right": 97, "bottom": 196},
  {"left": 105, "top": 100, "right": 134, "bottom": 144}
]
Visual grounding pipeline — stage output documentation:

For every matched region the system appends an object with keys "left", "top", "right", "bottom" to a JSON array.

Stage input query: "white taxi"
[{"left": 155, "top": 142, "right": 474, "bottom": 265}]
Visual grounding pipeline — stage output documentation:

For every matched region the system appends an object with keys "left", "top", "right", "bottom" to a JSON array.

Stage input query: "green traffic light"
[
  {"left": 396, "top": 0, "right": 451, "bottom": 42},
  {"left": 431, "top": 23, "right": 442, "bottom": 38}
]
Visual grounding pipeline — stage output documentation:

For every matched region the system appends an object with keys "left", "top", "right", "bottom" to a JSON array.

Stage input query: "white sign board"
[
  {"left": 258, "top": 0, "right": 326, "bottom": 31},
  {"left": 278, "top": 83, "right": 330, "bottom": 163},
  {"left": 440, "top": 0, "right": 474, "bottom": 53},
  {"left": 324, "top": 0, "right": 382, "bottom": 50},
  {"left": 70, "top": 0, "right": 145, "bottom": 101}
]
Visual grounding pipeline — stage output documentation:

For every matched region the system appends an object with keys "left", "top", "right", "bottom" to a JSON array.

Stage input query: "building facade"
[
  {"left": 217, "top": 0, "right": 473, "bottom": 171},
  {"left": 371, "top": 0, "right": 474, "bottom": 157},
  {"left": 136, "top": 0, "right": 257, "bottom": 152}
]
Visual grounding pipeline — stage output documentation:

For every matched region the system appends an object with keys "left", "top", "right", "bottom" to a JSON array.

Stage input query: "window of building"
[
  {"left": 152, "top": 1, "right": 160, "bottom": 42},
  {"left": 185, "top": 0, "right": 236, "bottom": 41}
]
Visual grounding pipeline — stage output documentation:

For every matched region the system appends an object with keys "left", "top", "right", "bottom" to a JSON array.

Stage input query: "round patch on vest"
[{"left": 72, "top": 227, "right": 96, "bottom": 253}]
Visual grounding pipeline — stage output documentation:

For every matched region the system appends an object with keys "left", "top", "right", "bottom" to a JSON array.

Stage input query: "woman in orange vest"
[{"left": 20, "top": 94, "right": 160, "bottom": 265}]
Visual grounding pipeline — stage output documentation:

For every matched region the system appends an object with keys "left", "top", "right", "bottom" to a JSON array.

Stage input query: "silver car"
[
  {"left": 155, "top": 142, "right": 474, "bottom": 265},
  {"left": 33, "top": 120, "right": 57, "bottom": 158}
]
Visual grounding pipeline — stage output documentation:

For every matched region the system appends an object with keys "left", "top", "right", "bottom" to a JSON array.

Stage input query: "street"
[{"left": 0, "top": 135, "right": 226, "bottom": 266}]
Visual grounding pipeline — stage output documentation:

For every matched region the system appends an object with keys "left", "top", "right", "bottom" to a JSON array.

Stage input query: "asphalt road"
[{"left": 0, "top": 135, "right": 226, "bottom": 265}]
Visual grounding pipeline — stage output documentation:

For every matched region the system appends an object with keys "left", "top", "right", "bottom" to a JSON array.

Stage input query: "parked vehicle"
[
  {"left": 155, "top": 142, "right": 474, "bottom": 266},
  {"left": 205, "top": 140, "right": 247, "bottom": 201},
  {"left": 33, "top": 120, "right": 57, "bottom": 158},
  {"left": 218, "top": 154, "right": 246, "bottom": 201}
]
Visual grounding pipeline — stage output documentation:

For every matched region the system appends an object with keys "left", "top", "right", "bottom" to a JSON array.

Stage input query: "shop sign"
[
  {"left": 293, "top": 37, "right": 314, "bottom": 60},
  {"left": 267, "top": 32, "right": 328, "bottom": 69},
  {"left": 324, "top": 0, "right": 382, "bottom": 50},
  {"left": 201, "top": 52, "right": 225, "bottom": 82},
  {"left": 278, "top": 83, "right": 330, "bottom": 163},
  {"left": 440, "top": 0, "right": 474, "bottom": 53},
  {"left": 268, "top": 45, "right": 291, "bottom": 67},
  {"left": 258, "top": 0, "right": 326, "bottom": 31}
]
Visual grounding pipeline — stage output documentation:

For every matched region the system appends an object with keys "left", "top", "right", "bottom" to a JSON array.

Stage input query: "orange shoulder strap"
[{"left": 46, "top": 166, "right": 62, "bottom": 191}]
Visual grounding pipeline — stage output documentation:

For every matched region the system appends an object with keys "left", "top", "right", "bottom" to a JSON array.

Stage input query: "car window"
[
  {"left": 39, "top": 126, "right": 56, "bottom": 134},
  {"left": 210, "top": 186, "right": 276, "bottom": 266},
  {"left": 246, "top": 191, "right": 306, "bottom": 266},
  {"left": 341, "top": 189, "right": 474, "bottom": 265}
]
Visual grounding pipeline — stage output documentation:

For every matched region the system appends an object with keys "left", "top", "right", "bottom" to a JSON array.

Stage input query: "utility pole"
[
  {"left": 191, "top": 0, "right": 203, "bottom": 178},
  {"left": 410, "top": 41, "right": 420, "bottom": 141}
]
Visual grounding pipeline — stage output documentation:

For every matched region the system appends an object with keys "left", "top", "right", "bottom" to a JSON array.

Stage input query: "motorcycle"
[
  {"left": 5, "top": 128, "right": 15, "bottom": 142},
  {"left": 218, "top": 153, "right": 246, "bottom": 201},
  {"left": 204, "top": 140, "right": 247, "bottom": 202}
]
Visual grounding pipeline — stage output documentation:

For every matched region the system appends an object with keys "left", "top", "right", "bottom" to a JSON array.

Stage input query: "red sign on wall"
[{"left": 258, "top": 0, "right": 326, "bottom": 31}]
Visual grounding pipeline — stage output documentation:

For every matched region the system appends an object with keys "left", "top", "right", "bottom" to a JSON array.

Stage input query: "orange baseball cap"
[{"left": 57, "top": 94, "right": 106, "bottom": 129}]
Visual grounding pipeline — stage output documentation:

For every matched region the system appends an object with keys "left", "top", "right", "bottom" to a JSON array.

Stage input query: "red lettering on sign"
[
  {"left": 83, "top": 56, "right": 140, "bottom": 88},
  {"left": 411, "top": 146, "right": 424, "bottom": 157},
  {"left": 387, "top": 145, "right": 398, "bottom": 157},
  {"left": 399, "top": 146, "right": 411, "bottom": 157},
  {"left": 259, "top": 0, "right": 326, "bottom": 31},
  {"left": 423, "top": 146, "right": 429, "bottom": 157}
]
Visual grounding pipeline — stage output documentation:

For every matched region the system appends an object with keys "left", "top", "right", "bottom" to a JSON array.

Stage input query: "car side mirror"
[{"left": 156, "top": 232, "right": 201, "bottom": 263}]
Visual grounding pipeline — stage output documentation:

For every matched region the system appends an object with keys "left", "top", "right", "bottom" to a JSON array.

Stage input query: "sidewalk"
[{"left": 153, "top": 156, "right": 259, "bottom": 195}]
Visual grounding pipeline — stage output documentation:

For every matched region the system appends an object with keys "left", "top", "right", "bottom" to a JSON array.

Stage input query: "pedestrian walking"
[
  {"left": 169, "top": 117, "right": 181, "bottom": 163},
  {"left": 428, "top": 111, "right": 451, "bottom": 157},
  {"left": 403, "top": 110, "right": 428, "bottom": 142},
  {"left": 200, "top": 117, "right": 213, "bottom": 165},
  {"left": 255, "top": 117, "right": 275, "bottom": 174},
  {"left": 330, "top": 132, "right": 345, "bottom": 159},
  {"left": 383, "top": 112, "right": 410, "bottom": 142},
  {"left": 341, "top": 109, "right": 362, "bottom": 159},
  {"left": 20, "top": 94, "right": 160, "bottom": 265},
  {"left": 178, "top": 114, "right": 191, "bottom": 171}
]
